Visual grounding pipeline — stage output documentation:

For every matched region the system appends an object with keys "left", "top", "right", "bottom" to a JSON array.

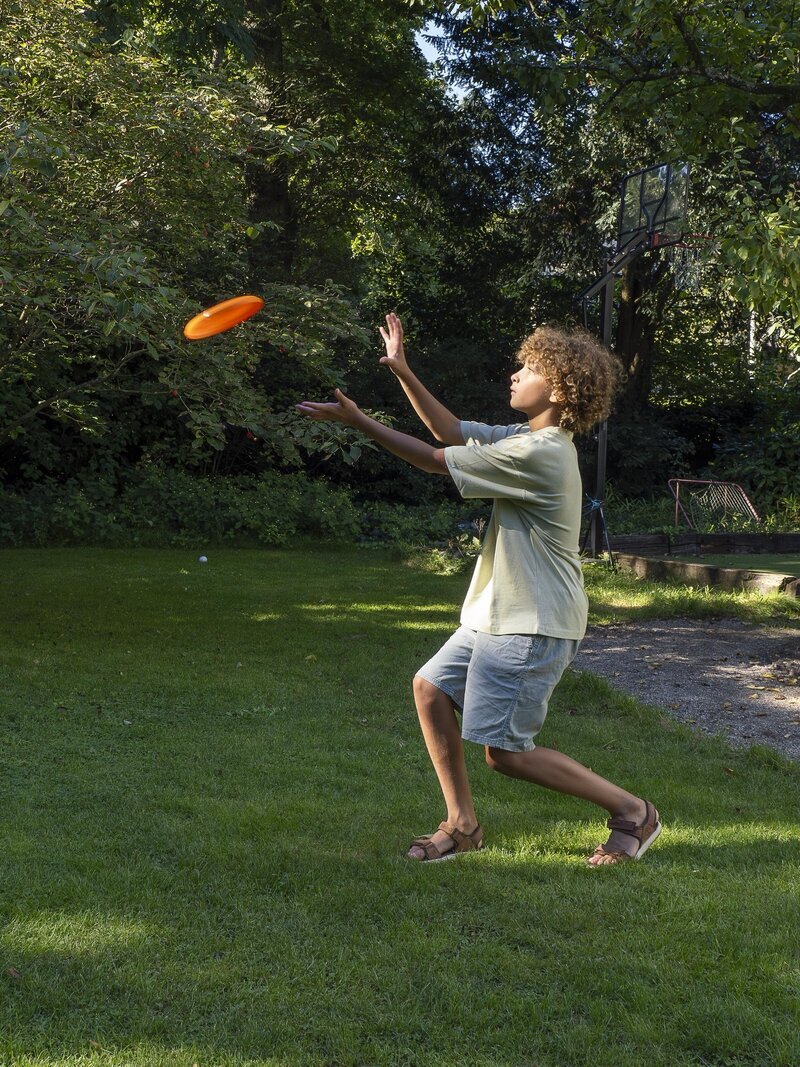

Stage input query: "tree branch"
[
  {"left": 529, "top": 54, "right": 800, "bottom": 107},
  {"left": 672, "top": 12, "right": 709, "bottom": 78},
  {"left": 0, "top": 349, "right": 146, "bottom": 443}
]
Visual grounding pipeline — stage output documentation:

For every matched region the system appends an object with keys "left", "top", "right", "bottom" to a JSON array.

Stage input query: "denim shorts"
[{"left": 415, "top": 626, "right": 580, "bottom": 752}]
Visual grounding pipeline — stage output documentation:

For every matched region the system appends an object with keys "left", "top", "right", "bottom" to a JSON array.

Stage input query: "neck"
[{"left": 528, "top": 409, "right": 562, "bottom": 432}]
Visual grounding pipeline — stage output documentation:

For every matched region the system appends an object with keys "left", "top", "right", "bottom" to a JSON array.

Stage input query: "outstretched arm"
[
  {"left": 295, "top": 389, "right": 449, "bottom": 475},
  {"left": 378, "top": 313, "right": 465, "bottom": 446}
]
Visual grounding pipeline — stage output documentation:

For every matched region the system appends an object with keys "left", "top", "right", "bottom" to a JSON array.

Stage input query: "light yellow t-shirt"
[{"left": 444, "top": 420, "right": 588, "bottom": 639}]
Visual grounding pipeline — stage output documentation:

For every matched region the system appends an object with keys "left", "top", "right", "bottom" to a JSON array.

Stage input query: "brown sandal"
[
  {"left": 407, "top": 821, "right": 484, "bottom": 863},
  {"left": 587, "top": 800, "right": 662, "bottom": 866}
]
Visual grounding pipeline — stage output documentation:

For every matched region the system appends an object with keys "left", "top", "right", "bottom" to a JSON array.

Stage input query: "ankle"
[
  {"left": 445, "top": 812, "right": 478, "bottom": 833},
  {"left": 611, "top": 796, "right": 646, "bottom": 820}
]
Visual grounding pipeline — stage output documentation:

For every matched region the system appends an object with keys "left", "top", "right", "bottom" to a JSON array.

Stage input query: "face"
[{"left": 509, "top": 362, "right": 558, "bottom": 418}]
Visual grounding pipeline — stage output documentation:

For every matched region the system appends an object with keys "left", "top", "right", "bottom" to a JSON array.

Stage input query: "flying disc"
[{"left": 183, "top": 295, "right": 265, "bottom": 340}]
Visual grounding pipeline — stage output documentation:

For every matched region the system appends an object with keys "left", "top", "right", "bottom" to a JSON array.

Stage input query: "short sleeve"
[
  {"left": 460, "top": 420, "right": 530, "bottom": 446},
  {"left": 445, "top": 437, "right": 532, "bottom": 501}
]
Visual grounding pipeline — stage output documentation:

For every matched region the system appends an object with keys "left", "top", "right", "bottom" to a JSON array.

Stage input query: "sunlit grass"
[
  {"left": 1, "top": 546, "right": 799, "bottom": 1067},
  {"left": 583, "top": 561, "right": 800, "bottom": 624},
  {"left": 671, "top": 553, "right": 800, "bottom": 577},
  {"left": 405, "top": 548, "right": 800, "bottom": 624},
  {"left": 4, "top": 912, "right": 154, "bottom": 954}
]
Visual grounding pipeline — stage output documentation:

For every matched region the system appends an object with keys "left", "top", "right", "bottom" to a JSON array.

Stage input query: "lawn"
[
  {"left": 1, "top": 547, "right": 799, "bottom": 1067},
  {"left": 672, "top": 553, "right": 800, "bottom": 577}
]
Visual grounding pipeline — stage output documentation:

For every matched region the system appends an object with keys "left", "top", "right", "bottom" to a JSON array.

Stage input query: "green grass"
[
  {"left": 671, "top": 553, "right": 800, "bottom": 577},
  {"left": 1, "top": 547, "right": 799, "bottom": 1067},
  {"left": 582, "top": 560, "right": 800, "bottom": 624}
]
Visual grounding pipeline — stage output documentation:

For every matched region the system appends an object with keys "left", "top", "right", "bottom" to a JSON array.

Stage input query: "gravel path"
[{"left": 573, "top": 618, "right": 800, "bottom": 761}]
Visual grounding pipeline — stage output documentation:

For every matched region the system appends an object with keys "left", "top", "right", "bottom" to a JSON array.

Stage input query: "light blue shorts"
[{"left": 415, "top": 625, "right": 580, "bottom": 752}]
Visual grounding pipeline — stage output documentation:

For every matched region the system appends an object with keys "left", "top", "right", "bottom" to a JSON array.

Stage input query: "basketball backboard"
[{"left": 616, "top": 163, "right": 690, "bottom": 252}]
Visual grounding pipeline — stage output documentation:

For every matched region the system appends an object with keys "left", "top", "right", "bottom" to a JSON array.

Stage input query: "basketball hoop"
[
  {"left": 578, "top": 162, "right": 691, "bottom": 303},
  {"left": 617, "top": 163, "right": 690, "bottom": 253},
  {"left": 664, "top": 233, "right": 719, "bottom": 291}
]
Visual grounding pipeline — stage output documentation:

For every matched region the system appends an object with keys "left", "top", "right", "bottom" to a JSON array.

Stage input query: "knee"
[
  {"left": 412, "top": 674, "right": 439, "bottom": 708},
  {"left": 485, "top": 746, "right": 519, "bottom": 774}
]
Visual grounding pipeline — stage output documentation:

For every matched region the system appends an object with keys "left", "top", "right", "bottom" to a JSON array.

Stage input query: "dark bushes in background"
[{"left": 0, "top": 469, "right": 486, "bottom": 549}]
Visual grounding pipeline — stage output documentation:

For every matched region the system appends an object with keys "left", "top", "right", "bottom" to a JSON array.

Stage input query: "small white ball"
[{"left": 198, "top": 555, "right": 208, "bottom": 563}]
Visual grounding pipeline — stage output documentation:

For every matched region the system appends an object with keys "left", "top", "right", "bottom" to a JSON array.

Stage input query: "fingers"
[
  {"left": 295, "top": 401, "right": 337, "bottom": 418},
  {"left": 379, "top": 312, "right": 404, "bottom": 358},
  {"left": 295, "top": 404, "right": 321, "bottom": 418}
]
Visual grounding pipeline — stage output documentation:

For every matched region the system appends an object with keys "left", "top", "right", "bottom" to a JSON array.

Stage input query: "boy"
[{"left": 296, "top": 313, "right": 661, "bottom": 866}]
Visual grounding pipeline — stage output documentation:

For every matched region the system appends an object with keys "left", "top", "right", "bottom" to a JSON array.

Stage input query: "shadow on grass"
[
  {"left": 2, "top": 549, "right": 800, "bottom": 1065},
  {"left": 3, "top": 817, "right": 799, "bottom": 1067}
]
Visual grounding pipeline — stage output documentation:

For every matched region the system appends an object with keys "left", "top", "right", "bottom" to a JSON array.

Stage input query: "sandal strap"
[
  {"left": 408, "top": 821, "right": 484, "bottom": 861},
  {"left": 440, "top": 822, "right": 483, "bottom": 850},
  {"left": 606, "top": 801, "right": 658, "bottom": 843},
  {"left": 589, "top": 844, "right": 631, "bottom": 864},
  {"left": 606, "top": 816, "right": 640, "bottom": 836},
  {"left": 408, "top": 835, "right": 434, "bottom": 849},
  {"left": 409, "top": 836, "right": 447, "bottom": 860},
  {"left": 413, "top": 819, "right": 482, "bottom": 853}
]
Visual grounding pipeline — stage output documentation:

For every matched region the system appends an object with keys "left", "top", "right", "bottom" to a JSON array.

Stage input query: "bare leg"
[
  {"left": 408, "top": 676, "right": 479, "bottom": 858},
  {"left": 485, "top": 745, "right": 649, "bottom": 865}
]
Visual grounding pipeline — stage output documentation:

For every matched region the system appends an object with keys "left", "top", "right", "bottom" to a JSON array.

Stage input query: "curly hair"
[{"left": 515, "top": 326, "right": 623, "bottom": 433}]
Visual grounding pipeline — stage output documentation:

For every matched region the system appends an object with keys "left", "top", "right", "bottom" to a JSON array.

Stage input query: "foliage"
[
  {"left": 0, "top": 0, "right": 368, "bottom": 462},
  {"left": 425, "top": 0, "right": 800, "bottom": 374},
  {"left": 598, "top": 484, "right": 678, "bottom": 537},
  {"left": 707, "top": 404, "right": 800, "bottom": 508},
  {"left": 403, "top": 522, "right": 486, "bottom": 574},
  {"left": 4, "top": 0, "right": 798, "bottom": 521},
  {"left": 586, "top": 410, "right": 694, "bottom": 498},
  {"left": 0, "top": 468, "right": 495, "bottom": 549},
  {"left": 0, "top": 469, "right": 361, "bottom": 547},
  {"left": 762, "top": 496, "right": 800, "bottom": 533},
  {"left": 356, "top": 499, "right": 485, "bottom": 546}
]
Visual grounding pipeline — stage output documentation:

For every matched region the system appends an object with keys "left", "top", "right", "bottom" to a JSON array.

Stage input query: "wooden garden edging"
[
  {"left": 608, "top": 532, "right": 800, "bottom": 555},
  {"left": 606, "top": 532, "right": 800, "bottom": 597}
]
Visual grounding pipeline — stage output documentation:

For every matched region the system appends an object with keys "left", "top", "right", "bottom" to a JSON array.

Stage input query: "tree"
[
  {"left": 0, "top": 0, "right": 368, "bottom": 480},
  {"left": 420, "top": 0, "right": 800, "bottom": 372}
]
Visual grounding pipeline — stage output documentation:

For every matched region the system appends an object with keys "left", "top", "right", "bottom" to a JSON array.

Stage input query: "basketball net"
[{"left": 664, "top": 235, "right": 718, "bottom": 291}]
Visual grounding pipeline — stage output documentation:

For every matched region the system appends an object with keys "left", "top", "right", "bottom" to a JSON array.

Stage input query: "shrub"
[
  {"left": 0, "top": 478, "right": 124, "bottom": 545},
  {"left": 762, "top": 495, "right": 800, "bottom": 533},
  {"left": 0, "top": 469, "right": 361, "bottom": 547},
  {"left": 707, "top": 404, "right": 800, "bottom": 508},
  {"left": 599, "top": 484, "right": 679, "bottom": 536},
  {"left": 356, "top": 500, "right": 488, "bottom": 547},
  {"left": 598, "top": 410, "right": 693, "bottom": 497}
]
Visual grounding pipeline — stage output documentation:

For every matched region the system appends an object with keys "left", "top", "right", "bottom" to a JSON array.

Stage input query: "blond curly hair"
[{"left": 516, "top": 326, "right": 623, "bottom": 433}]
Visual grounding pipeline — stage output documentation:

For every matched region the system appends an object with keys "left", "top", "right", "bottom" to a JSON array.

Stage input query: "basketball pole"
[
  {"left": 588, "top": 266, "right": 615, "bottom": 557},
  {"left": 578, "top": 161, "right": 690, "bottom": 558}
]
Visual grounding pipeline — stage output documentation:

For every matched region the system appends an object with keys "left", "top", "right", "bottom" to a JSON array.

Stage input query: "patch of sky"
[{"left": 415, "top": 21, "right": 468, "bottom": 101}]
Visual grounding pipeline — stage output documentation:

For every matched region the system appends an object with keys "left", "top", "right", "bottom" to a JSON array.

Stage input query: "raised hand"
[
  {"left": 295, "top": 388, "right": 361, "bottom": 426},
  {"left": 378, "top": 312, "right": 408, "bottom": 375}
]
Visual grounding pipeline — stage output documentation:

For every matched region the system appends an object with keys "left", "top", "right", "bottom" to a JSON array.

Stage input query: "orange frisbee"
[{"left": 183, "top": 295, "right": 265, "bottom": 340}]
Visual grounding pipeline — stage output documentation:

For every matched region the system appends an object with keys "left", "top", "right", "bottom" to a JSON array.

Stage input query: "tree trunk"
[
  {"left": 245, "top": 0, "right": 297, "bottom": 282},
  {"left": 615, "top": 254, "right": 672, "bottom": 412}
]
